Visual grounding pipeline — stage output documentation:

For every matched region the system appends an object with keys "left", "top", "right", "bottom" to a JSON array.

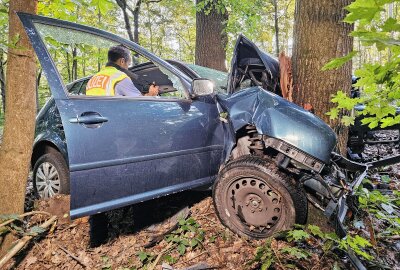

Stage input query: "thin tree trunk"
[
  {"left": 272, "top": 0, "right": 280, "bottom": 56},
  {"left": 83, "top": 51, "right": 86, "bottom": 77},
  {"left": 292, "top": 0, "right": 353, "bottom": 154},
  {"left": 195, "top": 0, "right": 228, "bottom": 71},
  {"left": 0, "top": 51, "right": 5, "bottom": 114},
  {"left": 66, "top": 49, "right": 71, "bottom": 82},
  {"left": 146, "top": 3, "right": 154, "bottom": 52},
  {"left": 97, "top": 11, "right": 101, "bottom": 71},
  {"left": 0, "top": 0, "right": 38, "bottom": 255},
  {"left": 133, "top": 0, "right": 141, "bottom": 44},
  {"left": 72, "top": 46, "right": 77, "bottom": 81},
  {"left": 116, "top": 0, "right": 134, "bottom": 41}
]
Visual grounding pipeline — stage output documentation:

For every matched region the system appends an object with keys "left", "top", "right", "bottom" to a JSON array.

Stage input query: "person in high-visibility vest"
[{"left": 86, "top": 45, "right": 159, "bottom": 97}]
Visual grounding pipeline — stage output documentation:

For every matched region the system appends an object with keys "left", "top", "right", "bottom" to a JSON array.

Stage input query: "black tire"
[
  {"left": 213, "top": 156, "right": 308, "bottom": 238},
  {"left": 32, "top": 151, "right": 69, "bottom": 198}
]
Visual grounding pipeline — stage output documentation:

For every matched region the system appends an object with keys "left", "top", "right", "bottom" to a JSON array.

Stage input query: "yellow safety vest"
[{"left": 86, "top": 66, "right": 129, "bottom": 96}]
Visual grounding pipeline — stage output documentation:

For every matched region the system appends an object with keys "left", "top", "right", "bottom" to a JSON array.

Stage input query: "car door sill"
[{"left": 70, "top": 176, "right": 214, "bottom": 219}]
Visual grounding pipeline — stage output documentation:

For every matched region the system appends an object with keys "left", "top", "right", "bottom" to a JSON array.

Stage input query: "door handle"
[{"left": 69, "top": 112, "right": 108, "bottom": 125}]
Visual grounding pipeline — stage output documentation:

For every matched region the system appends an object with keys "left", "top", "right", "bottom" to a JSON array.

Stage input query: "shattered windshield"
[{"left": 35, "top": 23, "right": 115, "bottom": 49}]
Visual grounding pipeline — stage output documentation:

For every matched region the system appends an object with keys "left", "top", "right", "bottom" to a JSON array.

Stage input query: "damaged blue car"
[{"left": 21, "top": 13, "right": 399, "bottom": 244}]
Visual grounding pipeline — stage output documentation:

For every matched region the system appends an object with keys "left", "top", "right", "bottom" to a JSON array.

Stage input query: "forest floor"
[{"left": 1, "top": 131, "right": 400, "bottom": 270}]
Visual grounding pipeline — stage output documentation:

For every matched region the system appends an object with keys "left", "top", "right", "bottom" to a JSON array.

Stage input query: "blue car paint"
[
  {"left": 58, "top": 96, "right": 224, "bottom": 218},
  {"left": 218, "top": 88, "right": 337, "bottom": 164},
  {"left": 33, "top": 98, "right": 68, "bottom": 160},
  {"left": 21, "top": 13, "right": 338, "bottom": 219}
]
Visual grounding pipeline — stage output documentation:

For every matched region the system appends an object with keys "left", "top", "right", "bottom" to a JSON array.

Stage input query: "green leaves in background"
[{"left": 327, "top": 0, "right": 400, "bottom": 128}]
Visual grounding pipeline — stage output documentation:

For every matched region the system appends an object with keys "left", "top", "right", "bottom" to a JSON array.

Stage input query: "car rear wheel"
[
  {"left": 213, "top": 156, "right": 307, "bottom": 238},
  {"left": 33, "top": 151, "right": 69, "bottom": 198}
]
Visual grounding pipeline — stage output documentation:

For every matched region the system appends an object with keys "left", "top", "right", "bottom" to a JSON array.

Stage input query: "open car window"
[{"left": 34, "top": 22, "right": 186, "bottom": 99}]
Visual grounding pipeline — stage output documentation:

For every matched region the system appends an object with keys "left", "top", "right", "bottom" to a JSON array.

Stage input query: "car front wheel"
[
  {"left": 33, "top": 151, "right": 69, "bottom": 198},
  {"left": 213, "top": 156, "right": 308, "bottom": 238}
]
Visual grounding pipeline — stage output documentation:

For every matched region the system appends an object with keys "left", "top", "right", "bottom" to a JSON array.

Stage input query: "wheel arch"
[
  {"left": 31, "top": 139, "right": 67, "bottom": 169},
  {"left": 225, "top": 124, "right": 263, "bottom": 163}
]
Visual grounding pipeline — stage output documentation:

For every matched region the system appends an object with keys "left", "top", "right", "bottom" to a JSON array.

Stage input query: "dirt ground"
[
  {"left": 2, "top": 131, "right": 400, "bottom": 270},
  {"left": 6, "top": 192, "right": 265, "bottom": 270}
]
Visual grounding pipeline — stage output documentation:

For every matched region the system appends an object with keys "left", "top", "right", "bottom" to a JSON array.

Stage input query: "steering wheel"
[{"left": 248, "top": 69, "right": 265, "bottom": 86}]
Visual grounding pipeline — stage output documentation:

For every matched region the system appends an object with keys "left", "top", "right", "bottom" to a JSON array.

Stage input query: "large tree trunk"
[
  {"left": 0, "top": 0, "right": 37, "bottom": 255},
  {"left": 292, "top": 0, "right": 353, "bottom": 154},
  {"left": 195, "top": 0, "right": 228, "bottom": 72}
]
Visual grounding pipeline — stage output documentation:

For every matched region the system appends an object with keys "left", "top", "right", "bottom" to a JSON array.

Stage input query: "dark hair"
[{"left": 108, "top": 45, "right": 130, "bottom": 63}]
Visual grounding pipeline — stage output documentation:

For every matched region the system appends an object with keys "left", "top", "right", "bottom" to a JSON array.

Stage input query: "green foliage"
[
  {"left": 165, "top": 217, "right": 205, "bottom": 256},
  {"left": 136, "top": 251, "right": 155, "bottom": 264},
  {"left": 136, "top": 217, "right": 206, "bottom": 268},
  {"left": 339, "top": 235, "right": 373, "bottom": 260},
  {"left": 101, "top": 255, "right": 112, "bottom": 270},
  {"left": 250, "top": 224, "right": 375, "bottom": 269},
  {"left": 327, "top": 0, "right": 400, "bottom": 128},
  {"left": 286, "top": 229, "right": 310, "bottom": 242},
  {"left": 280, "top": 246, "right": 310, "bottom": 259},
  {"left": 251, "top": 239, "right": 275, "bottom": 269},
  {"left": 307, "top": 224, "right": 324, "bottom": 238},
  {"left": 357, "top": 187, "right": 400, "bottom": 237}
]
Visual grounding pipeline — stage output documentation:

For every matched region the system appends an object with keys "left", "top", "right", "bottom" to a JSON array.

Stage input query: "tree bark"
[
  {"left": 146, "top": 2, "right": 154, "bottom": 52},
  {"left": 0, "top": 51, "right": 5, "bottom": 113},
  {"left": 292, "top": 0, "right": 353, "bottom": 154},
  {"left": 0, "top": 0, "right": 37, "bottom": 255},
  {"left": 132, "top": 0, "right": 141, "bottom": 44},
  {"left": 116, "top": 0, "right": 134, "bottom": 41},
  {"left": 72, "top": 46, "right": 77, "bottom": 81},
  {"left": 195, "top": 0, "right": 228, "bottom": 72},
  {"left": 66, "top": 49, "right": 71, "bottom": 82},
  {"left": 272, "top": 0, "right": 280, "bottom": 57}
]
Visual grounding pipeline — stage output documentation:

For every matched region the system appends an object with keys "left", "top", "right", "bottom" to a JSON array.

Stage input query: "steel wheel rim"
[
  {"left": 226, "top": 176, "right": 283, "bottom": 234},
  {"left": 35, "top": 162, "right": 60, "bottom": 198}
]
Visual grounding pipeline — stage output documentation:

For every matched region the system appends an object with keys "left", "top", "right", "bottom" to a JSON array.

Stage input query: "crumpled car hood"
[{"left": 218, "top": 87, "right": 337, "bottom": 164}]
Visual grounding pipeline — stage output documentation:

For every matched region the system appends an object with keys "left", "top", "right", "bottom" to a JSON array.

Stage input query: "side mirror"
[{"left": 191, "top": 78, "right": 214, "bottom": 97}]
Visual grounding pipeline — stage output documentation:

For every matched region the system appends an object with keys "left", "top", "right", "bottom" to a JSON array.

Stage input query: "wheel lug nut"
[
  {"left": 251, "top": 209, "right": 255, "bottom": 213},
  {"left": 246, "top": 202, "right": 249, "bottom": 206},
  {"left": 258, "top": 208, "right": 262, "bottom": 212}
]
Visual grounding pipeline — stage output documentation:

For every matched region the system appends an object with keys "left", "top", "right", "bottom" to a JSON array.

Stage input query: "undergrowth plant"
[
  {"left": 164, "top": 217, "right": 205, "bottom": 257},
  {"left": 136, "top": 217, "right": 205, "bottom": 268},
  {"left": 357, "top": 187, "right": 400, "bottom": 238},
  {"left": 249, "top": 224, "right": 374, "bottom": 269}
]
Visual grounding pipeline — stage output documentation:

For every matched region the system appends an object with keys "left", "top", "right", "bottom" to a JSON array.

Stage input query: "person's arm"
[{"left": 115, "top": 78, "right": 142, "bottom": 97}]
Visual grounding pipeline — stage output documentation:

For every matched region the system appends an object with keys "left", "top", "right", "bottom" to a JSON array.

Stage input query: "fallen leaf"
[{"left": 25, "top": 256, "right": 38, "bottom": 267}]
